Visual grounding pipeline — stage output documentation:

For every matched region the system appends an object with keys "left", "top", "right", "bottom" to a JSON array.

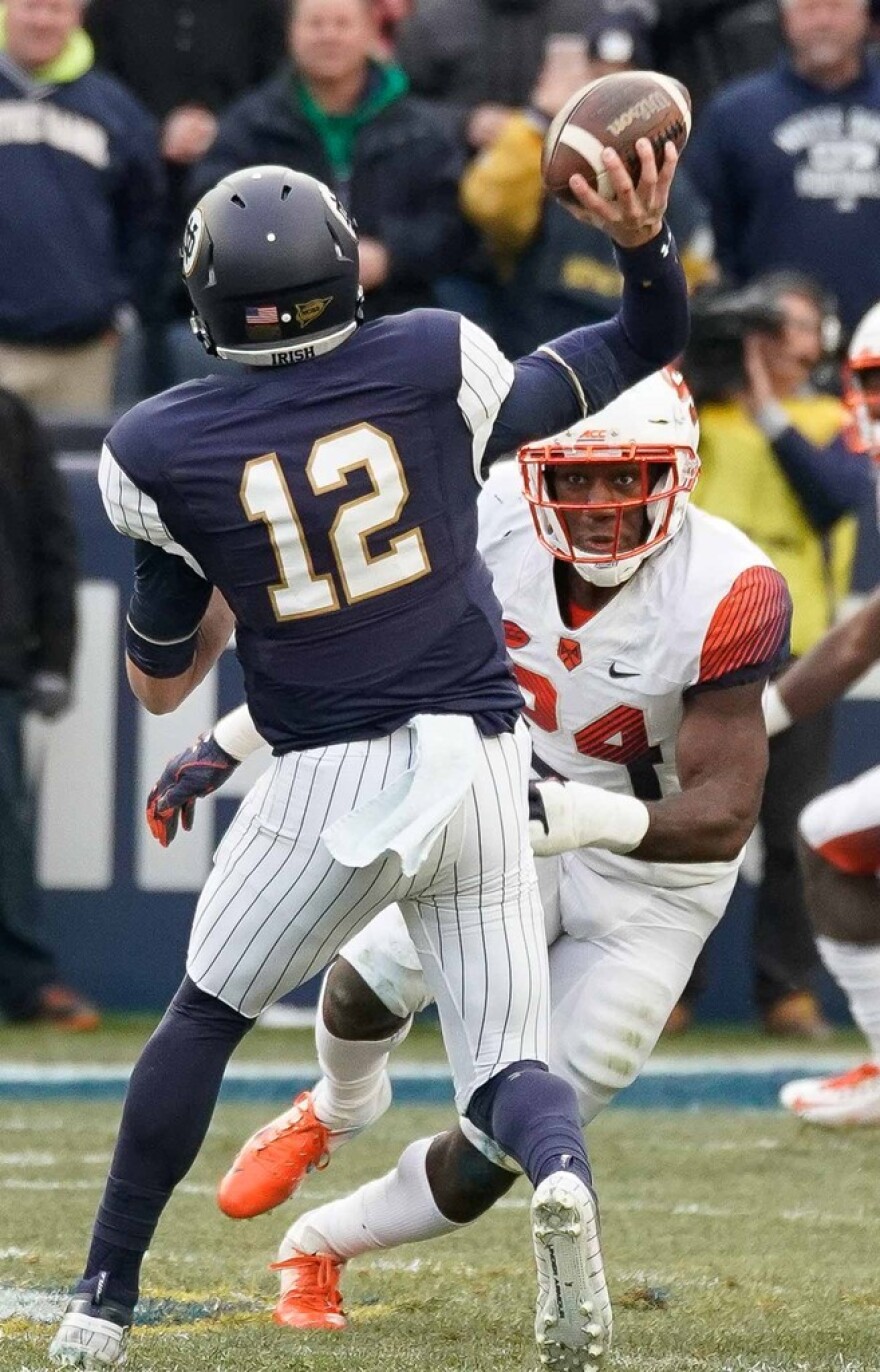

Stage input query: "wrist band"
[
  {"left": 212, "top": 703, "right": 266, "bottom": 761},
  {"left": 763, "top": 682, "right": 794, "bottom": 738}
]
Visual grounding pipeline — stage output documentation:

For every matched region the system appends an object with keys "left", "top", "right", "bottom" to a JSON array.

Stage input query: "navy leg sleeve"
[
  {"left": 82, "top": 976, "right": 253, "bottom": 1305},
  {"left": 466, "top": 1060, "right": 592, "bottom": 1191}
]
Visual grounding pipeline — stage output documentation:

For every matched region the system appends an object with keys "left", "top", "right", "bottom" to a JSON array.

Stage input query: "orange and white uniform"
[
  {"left": 343, "top": 463, "right": 791, "bottom": 1132},
  {"left": 800, "top": 768, "right": 880, "bottom": 878}
]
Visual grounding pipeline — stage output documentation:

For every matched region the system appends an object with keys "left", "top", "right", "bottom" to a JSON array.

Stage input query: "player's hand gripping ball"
[{"left": 542, "top": 70, "right": 691, "bottom": 206}]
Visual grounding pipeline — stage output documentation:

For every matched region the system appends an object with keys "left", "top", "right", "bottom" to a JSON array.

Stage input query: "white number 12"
[{"left": 240, "top": 423, "right": 431, "bottom": 622}]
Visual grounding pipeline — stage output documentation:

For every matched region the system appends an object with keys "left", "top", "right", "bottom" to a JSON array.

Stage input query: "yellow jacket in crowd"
[{"left": 692, "top": 396, "right": 857, "bottom": 658}]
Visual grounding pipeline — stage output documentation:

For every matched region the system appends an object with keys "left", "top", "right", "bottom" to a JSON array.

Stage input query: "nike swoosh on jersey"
[{"left": 608, "top": 663, "right": 639, "bottom": 679}]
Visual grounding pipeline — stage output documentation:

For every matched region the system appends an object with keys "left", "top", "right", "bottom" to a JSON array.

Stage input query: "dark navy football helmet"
[{"left": 183, "top": 165, "right": 362, "bottom": 367}]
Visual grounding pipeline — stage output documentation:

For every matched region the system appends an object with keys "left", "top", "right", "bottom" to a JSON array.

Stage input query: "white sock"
[
  {"left": 817, "top": 936, "right": 880, "bottom": 1062},
  {"left": 286, "top": 1136, "right": 461, "bottom": 1260},
  {"left": 311, "top": 978, "right": 413, "bottom": 1132}
]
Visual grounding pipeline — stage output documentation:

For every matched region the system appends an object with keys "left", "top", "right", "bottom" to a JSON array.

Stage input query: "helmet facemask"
[
  {"left": 844, "top": 301, "right": 880, "bottom": 460},
  {"left": 843, "top": 360, "right": 880, "bottom": 460},
  {"left": 518, "top": 369, "right": 701, "bottom": 587}
]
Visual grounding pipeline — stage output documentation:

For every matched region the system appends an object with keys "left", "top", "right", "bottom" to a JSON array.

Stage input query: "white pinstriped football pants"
[{"left": 186, "top": 721, "right": 549, "bottom": 1109}]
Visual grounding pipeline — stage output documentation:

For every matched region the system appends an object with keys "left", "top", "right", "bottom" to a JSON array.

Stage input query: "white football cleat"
[
  {"left": 531, "top": 1171, "right": 612, "bottom": 1372},
  {"left": 49, "top": 1293, "right": 132, "bottom": 1368},
  {"left": 779, "top": 1061, "right": 880, "bottom": 1125}
]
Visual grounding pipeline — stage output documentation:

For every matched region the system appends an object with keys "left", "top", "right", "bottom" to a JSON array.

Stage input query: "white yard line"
[{"left": 0, "top": 1053, "right": 864, "bottom": 1084}]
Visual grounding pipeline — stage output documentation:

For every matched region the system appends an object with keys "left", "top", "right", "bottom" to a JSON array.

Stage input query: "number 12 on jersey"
[{"left": 240, "top": 423, "right": 431, "bottom": 621}]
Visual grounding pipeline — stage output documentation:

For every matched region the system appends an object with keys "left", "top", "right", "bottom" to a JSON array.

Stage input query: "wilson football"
[{"left": 542, "top": 70, "right": 692, "bottom": 206}]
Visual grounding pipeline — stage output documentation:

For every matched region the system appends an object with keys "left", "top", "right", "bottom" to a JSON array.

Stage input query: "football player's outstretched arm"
[{"left": 765, "top": 585, "right": 880, "bottom": 735}]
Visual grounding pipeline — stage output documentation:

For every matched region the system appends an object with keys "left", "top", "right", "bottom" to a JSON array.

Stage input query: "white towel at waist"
[{"left": 321, "top": 714, "right": 478, "bottom": 877}]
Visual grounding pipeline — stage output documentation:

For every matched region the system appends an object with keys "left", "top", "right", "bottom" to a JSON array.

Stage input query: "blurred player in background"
[
  {"left": 50, "top": 142, "right": 688, "bottom": 1372},
  {"left": 149, "top": 368, "right": 791, "bottom": 1333},
  {"left": 768, "top": 301, "right": 880, "bottom": 1125}
]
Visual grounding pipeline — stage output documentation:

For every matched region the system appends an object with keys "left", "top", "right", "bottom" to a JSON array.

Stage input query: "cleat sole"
[{"left": 531, "top": 1174, "right": 612, "bottom": 1372}]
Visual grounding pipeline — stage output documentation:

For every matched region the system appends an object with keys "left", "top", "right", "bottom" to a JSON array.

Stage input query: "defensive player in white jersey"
[
  {"left": 149, "top": 369, "right": 792, "bottom": 1337},
  {"left": 767, "top": 302, "right": 880, "bottom": 1126}
]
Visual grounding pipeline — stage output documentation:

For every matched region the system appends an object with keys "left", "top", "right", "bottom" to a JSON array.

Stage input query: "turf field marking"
[
  {"left": 612, "top": 1360, "right": 870, "bottom": 1372},
  {"left": 363, "top": 1258, "right": 425, "bottom": 1273},
  {"left": 0, "top": 1178, "right": 221, "bottom": 1196},
  {"left": 0, "top": 1152, "right": 57, "bottom": 1166},
  {"left": 1, "top": 1176, "right": 871, "bottom": 1230}
]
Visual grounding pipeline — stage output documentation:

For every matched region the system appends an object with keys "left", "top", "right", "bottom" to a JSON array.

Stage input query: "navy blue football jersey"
[{"left": 100, "top": 293, "right": 677, "bottom": 752}]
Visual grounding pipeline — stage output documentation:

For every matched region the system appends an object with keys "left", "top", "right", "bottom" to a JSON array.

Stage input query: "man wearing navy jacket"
[
  {"left": 0, "top": 0, "right": 165, "bottom": 413},
  {"left": 687, "top": 0, "right": 880, "bottom": 333}
]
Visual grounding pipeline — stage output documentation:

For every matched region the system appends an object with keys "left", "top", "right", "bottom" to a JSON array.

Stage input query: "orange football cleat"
[
  {"left": 23, "top": 984, "right": 101, "bottom": 1033},
  {"left": 779, "top": 1061, "right": 880, "bottom": 1125},
  {"left": 217, "top": 1091, "right": 332, "bottom": 1219},
  {"left": 270, "top": 1252, "right": 347, "bottom": 1331}
]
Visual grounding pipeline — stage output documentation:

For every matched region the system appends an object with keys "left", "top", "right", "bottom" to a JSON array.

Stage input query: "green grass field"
[{"left": 1, "top": 1088, "right": 878, "bottom": 1372}]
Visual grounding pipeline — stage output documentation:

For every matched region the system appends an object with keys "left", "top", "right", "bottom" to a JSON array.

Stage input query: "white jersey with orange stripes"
[
  {"left": 800, "top": 766, "right": 880, "bottom": 877},
  {"left": 479, "top": 462, "right": 791, "bottom": 892}
]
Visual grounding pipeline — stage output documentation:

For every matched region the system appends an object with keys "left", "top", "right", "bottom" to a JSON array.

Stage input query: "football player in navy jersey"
[{"left": 51, "top": 142, "right": 687, "bottom": 1371}]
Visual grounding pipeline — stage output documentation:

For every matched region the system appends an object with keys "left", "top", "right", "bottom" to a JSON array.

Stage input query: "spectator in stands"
[
  {"left": 394, "top": 0, "right": 593, "bottom": 150},
  {"left": 686, "top": 271, "right": 875, "bottom": 1037},
  {"left": 687, "top": 0, "right": 880, "bottom": 334},
  {"left": 459, "top": 32, "right": 714, "bottom": 355},
  {"left": 648, "top": 1, "right": 781, "bottom": 116},
  {"left": 0, "top": 386, "right": 98, "bottom": 1030},
  {"left": 0, "top": 0, "right": 165, "bottom": 415},
  {"left": 584, "top": 3, "right": 657, "bottom": 74},
  {"left": 371, "top": 0, "right": 414, "bottom": 59},
  {"left": 189, "top": 0, "right": 466, "bottom": 321},
  {"left": 85, "top": 0, "right": 288, "bottom": 391}
]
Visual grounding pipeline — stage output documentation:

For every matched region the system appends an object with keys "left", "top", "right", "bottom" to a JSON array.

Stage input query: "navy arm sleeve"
[
  {"left": 769, "top": 429, "right": 875, "bottom": 531},
  {"left": 487, "top": 223, "right": 688, "bottom": 460},
  {"left": 125, "top": 541, "right": 213, "bottom": 678}
]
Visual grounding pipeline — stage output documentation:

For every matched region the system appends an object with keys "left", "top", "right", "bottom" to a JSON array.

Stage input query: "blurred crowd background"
[{"left": 3, "top": 0, "right": 880, "bottom": 1038}]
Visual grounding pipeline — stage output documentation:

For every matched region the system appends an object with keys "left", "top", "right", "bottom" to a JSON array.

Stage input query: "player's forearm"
[
  {"left": 613, "top": 222, "right": 689, "bottom": 367},
  {"left": 529, "top": 773, "right": 756, "bottom": 863},
  {"left": 128, "top": 590, "right": 234, "bottom": 714},
  {"left": 635, "top": 781, "right": 760, "bottom": 863},
  {"left": 550, "top": 223, "right": 689, "bottom": 407},
  {"left": 775, "top": 590, "right": 880, "bottom": 725}
]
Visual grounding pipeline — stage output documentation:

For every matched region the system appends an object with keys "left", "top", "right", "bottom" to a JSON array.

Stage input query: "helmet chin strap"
[{"left": 569, "top": 551, "right": 646, "bottom": 588}]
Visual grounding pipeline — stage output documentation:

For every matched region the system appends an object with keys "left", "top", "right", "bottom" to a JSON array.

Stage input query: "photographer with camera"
[{"left": 679, "top": 271, "right": 875, "bottom": 1037}]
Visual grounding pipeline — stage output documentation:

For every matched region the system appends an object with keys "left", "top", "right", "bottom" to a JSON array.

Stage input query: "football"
[{"left": 542, "top": 70, "right": 692, "bottom": 206}]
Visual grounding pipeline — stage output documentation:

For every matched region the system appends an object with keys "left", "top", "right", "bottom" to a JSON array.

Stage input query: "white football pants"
[{"left": 187, "top": 720, "right": 548, "bottom": 1110}]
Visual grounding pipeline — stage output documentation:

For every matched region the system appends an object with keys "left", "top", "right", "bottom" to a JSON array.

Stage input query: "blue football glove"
[{"left": 146, "top": 733, "right": 240, "bottom": 847}]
